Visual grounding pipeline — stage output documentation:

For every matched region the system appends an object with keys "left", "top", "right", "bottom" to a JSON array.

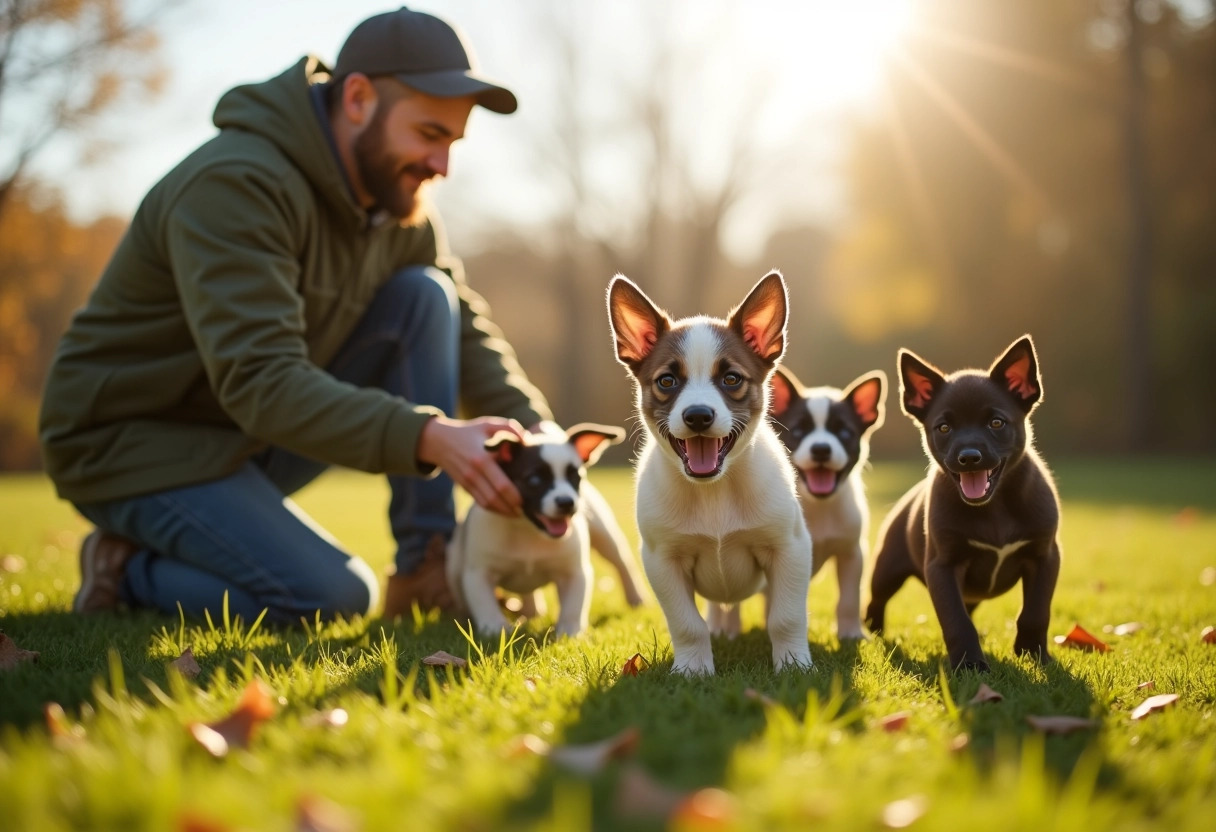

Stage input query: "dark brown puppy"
[{"left": 864, "top": 336, "right": 1060, "bottom": 672}]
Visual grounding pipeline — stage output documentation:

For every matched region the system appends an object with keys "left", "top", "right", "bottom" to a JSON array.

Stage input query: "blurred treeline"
[{"left": 2, "top": 0, "right": 1214, "bottom": 470}]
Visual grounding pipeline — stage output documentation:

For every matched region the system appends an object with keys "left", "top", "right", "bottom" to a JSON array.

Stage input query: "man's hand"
[{"left": 417, "top": 416, "right": 527, "bottom": 516}]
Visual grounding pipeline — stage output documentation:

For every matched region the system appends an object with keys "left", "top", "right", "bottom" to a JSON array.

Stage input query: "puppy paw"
[
  {"left": 672, "top": 653, "right": 715, "bottom": 676},
  {"left": 837, "top": 622, "right": 868, "bottom": 641},
  {"left": 954, "top": 658, "right": 991, "bottom": 674},
  {"left": 774, "top": 645, "right": 813, "bottom": 672}
]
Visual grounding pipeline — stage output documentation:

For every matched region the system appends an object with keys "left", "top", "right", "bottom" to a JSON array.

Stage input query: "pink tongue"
[
  {"left": 805, "top": 468, "right": 837, "bottom": 495},
  {"left": 959, "top": 470, "right": 991, "bottom": 500},
  {"left": 541, "top": 517, "right": 570, "bottom": 537},
  {"left": 685, "top": 436, "right": 723, "bottom": 475}
]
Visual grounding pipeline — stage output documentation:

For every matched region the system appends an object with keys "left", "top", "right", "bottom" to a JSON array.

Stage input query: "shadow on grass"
[
  {"left": 499, "top": 627, "right": 868, "bottom": 830},
  {"left": 883, "top": 641, "right": 1100, "bottom": 780}
]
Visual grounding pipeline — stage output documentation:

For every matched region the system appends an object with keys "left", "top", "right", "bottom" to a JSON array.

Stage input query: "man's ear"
[
  {"left": 485, "top": 432, "right": 523, "bottom": 465},
  {"left": 566, "top": 424, "right": 625, "bottom": 466},
  {"left": 338, "top": 72, "right": 378, "bottom": 127},
  {"left": 899, "top": 349, "right": 946, "bottom": 423},
  {"left": 988, "top": 335, "right": 1042, "bottom": 414},
  {"left": 843, "top": 370, "right": 887, "bottom": 434},
  {"left": 769, "top": 365, "right": 802, "bottom": 417}
]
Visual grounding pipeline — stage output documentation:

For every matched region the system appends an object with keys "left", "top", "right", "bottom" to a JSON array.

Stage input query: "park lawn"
[{"left": 0, "top": 459, "right": 1214, "bottom": 831}]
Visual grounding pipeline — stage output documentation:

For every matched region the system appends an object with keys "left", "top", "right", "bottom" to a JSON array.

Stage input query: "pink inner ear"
[
  {"left": 769, "top": 377, "right": 793, "bottom": 415},
  {"left": 744, "top": 322, "right": 781, "bottom": 360},
  {"left": 906, "top": 371, "right": 935, "bottom": 409},
  {"left": 570, "top": 433, "right": 606, "bottom": 463},
  {"left": 852, "top": 382, "right": 881, "bottom": 423},
  {"left": 618, "top": 317, "right": 658, "bottom": 363},
  {"left": 1004, "top": 355, "right": 1038, "bottom": 399},
  {"left": 493, "top": 443, "right": 515, "bottom": 464}
]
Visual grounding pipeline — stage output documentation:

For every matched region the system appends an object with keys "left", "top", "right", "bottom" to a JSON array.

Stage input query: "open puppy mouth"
[
  {"left": 951, "top": 461, "right": 1005, "bottom": 505},
  {"left": 802, "top": 466, "right": 840, "bottom": 497},
  {"left": 530, "top": 514, "right": 571, "bottom": 538},
  {"left": 669, "top": 432, "right": 739, "bottom": 478}
]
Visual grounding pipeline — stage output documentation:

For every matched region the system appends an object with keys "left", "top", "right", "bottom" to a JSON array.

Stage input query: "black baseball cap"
[{"left": 333, "top": 6, "right": 518, "bottom": 114}]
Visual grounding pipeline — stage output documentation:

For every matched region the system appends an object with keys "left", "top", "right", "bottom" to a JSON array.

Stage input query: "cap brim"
[{"left": 394, "top": 69, "right": 518, "bottom": 114}]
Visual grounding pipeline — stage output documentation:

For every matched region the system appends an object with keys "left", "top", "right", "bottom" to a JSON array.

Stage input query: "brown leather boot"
[
  {"left": 381, "top": 533, "right": 460, "bottom": 618},
  {"left": 73, "top": 530, "right": 138, "bottom": 614}
]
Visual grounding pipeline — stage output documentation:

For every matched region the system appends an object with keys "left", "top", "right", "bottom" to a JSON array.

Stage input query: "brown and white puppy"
[
  {"left": 865, "top": 336, "right": 1060, "bottom": 671},
  {"left": 446, "top": 423, "right": 646, "bottom": 637},
  {"left": 770, "top": 367, "right": 886, "bottom": 639},
  {"left": 607, "top": 271, "right": 813, "bottom": 675}
]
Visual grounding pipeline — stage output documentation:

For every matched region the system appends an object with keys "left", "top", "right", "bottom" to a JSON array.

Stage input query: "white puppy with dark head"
[
  {"left": 446, "top": 423, "right": 646, "bottom": 637},
  {"left": 769, "top": 368, "right": 886, "bottom": 640},
  {"left": 607, "top": 271, "right": 813, "bottom": 675}
]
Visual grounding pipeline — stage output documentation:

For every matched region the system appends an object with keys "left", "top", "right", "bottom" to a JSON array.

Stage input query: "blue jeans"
[{"left": 74, "top": 266, "right": 459, "bottom": 623}]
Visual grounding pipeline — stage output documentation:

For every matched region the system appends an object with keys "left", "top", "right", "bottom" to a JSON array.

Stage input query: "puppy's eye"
[
  {"left": 526, "top": 474, "right": 545, "bottom": 487},
  {"left": 989, "top": 418, "right": 1005, "bottom": 429},
  {"left": 838, "top": 428, "right": 854, "bottom": 441},
  {"left": 721, "top": 372, "right": 742, "bottom": 388},
  {"left": 937, "top": 423, "right": 951, "bottom": 434},
  {"left": 656, "top": 373, "right": 679, "bottom": 390}
]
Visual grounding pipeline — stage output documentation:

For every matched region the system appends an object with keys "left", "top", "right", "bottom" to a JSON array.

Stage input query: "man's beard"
[{"left": 353, "top": 108, "right": 432, "bottom": 224}]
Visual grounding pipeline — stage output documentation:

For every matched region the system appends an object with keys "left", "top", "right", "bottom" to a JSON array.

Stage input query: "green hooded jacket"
[{"left": 39, "top": 57, "right": 551, "bottom": 504}]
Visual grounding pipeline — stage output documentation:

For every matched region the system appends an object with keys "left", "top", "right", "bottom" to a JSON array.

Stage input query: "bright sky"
[{"left": 28, "top": 0, "right": 914, "bottom": 260}]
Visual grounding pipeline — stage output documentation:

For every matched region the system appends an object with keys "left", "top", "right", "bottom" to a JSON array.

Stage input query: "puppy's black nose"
[
  {"left": 555, "top": 495, "right": 575, "bottom": 514},
  {"left": 683, "top": 405, "right": 715, "bottom": 432},
  {"left": 957, "top": 448, "right": 984, "bottom": 467},
  {"left": 811, "top": 443, "right": 831, "bottom": 462}
]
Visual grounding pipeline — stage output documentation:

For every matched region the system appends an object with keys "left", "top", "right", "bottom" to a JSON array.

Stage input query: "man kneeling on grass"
[{"left": 38, "top": 7, "right": 553, "bottom": 625}]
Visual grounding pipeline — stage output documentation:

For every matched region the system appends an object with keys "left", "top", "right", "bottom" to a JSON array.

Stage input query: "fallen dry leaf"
[
  {"left": 968, "top": 683, "right": 1004, "bottom": 705},
  {"left": 44, "top": 702, "right": 86, "bottom": 744},
  {"left": 1112, "top": 622, "right": 1143, "bottom": 636},
  {"left": 879, "top": 711, "right": 911, "bottom": 732},
  {"left": 0, "top": 632, "right": 39, "bottom": 670},
  {"left": 421, "top": 650, "right": 467, "bottom": 668},
  {"left": 302, "top": 708, "right": 348, "bottom": 730},
  {"left": 1053, "top": 624, "right": 1110, "bottom": 653},
  {"left": 671, "top": 787, "right": 738, "bottom": 827},
  {"left": 743, "top": 688, "right": 778, "bottom": 707},
  {"left": 296, "top": 794, "right": 357, "bottom": 832},
  {"left": 188, "top": 678, "right": 277, "bottom": 757},
  {"left": 948, "top": 734, "right": 970, "bottom": 753},
  {"left": 505, "top": 733, "right": 552, "bottom": 758},
  {"left": 614, "top": 764, "right": 688, "bottom": 819},
  {"left": 177, "top": 813, "right": 234, "bottom": 832},
  {"left": 550, "top": 727, "right": 640, "bottom": 775},
  {"left": 1136, "top": 680, "right": 1155, "bottom": 690},
  {"left": 620, "top": 653, "right": 649, "bottom": 677},
  {"left": 1131, "top": 693, "right": 1179, "bottom": 721},
  {"left": 1025, "top": 715, "right": 1099, "bottom": 735},
  {"left": 1173, "top": 506, "right": 1200, "bottom": 526},
  {"left": 881, "top": 795, "right": 929, "bottom": 829},
  {"left": 1202, "top": 626, "right": 1216, "bottom": 644},
  {"left": 169, "top": 647, "right": 201, "bottom": 679}
]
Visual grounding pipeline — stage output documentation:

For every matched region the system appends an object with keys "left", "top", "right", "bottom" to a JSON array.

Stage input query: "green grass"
[{"left": 1, "top": 459, "right": 1214, "bottom": 831}]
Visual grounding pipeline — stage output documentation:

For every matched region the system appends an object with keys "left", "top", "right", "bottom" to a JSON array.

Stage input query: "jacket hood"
[{"left": 213, "top": 56, "right": 361, "bottom": 222}]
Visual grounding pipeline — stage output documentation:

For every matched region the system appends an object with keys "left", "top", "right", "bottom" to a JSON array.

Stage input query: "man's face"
[{"left": 352, "top": 81, "right": 475, "bottom": 222}]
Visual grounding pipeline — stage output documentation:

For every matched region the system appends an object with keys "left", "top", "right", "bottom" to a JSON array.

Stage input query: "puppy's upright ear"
[
  {"left": 899, "top": 349, "right": 946, "bottom": 423},
  {"left": 768, "top": 365, "right": 803, "bottom": 417},
  {"left": 566, "top": 423, "right": 625, "bottom": 466},
  {"left": 844, "top": 370, "right": 887, "bottom": 434},
  {"left": 728, "top": 271, "right": 788, "bottom": 365},
  {"left": 485, "top": 431, "right": 524, "bottom": 466},
  {"left": 989, "top": 335, "right": 1042, "bottom": 414},
  {"left": 608, "top": 275, "right": 670, "bottom": 371}
]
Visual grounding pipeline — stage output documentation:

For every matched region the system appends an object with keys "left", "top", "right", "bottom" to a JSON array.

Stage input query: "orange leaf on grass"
[
  {"left": 177, "top": 812, "right": 234, "bottom": 832},
  {"left": 1131, "top": 693, "right": 1179, "bottom": 720},
  {"left": 550, "top": 727, "right": 640, "bottom": 775},
  {"left": 878, "top": 711, "right": 911, "bottom": 732},
  {"left": 188, "top": 678, "right": 278, "bottom": 758},
  {"left": 743, "top": 688, "right": 778, "bottom": 707},
  {"left": 422, "top": 650, "right": 467, "bottom": 668},
  {"left": 44, "top": 702, "right": 86, "bottom": 744},
  {"left": 969, "top": 683, "right": 1004, "bottom": 705},
  {"left": 1025, "top": 715, "right": 1099, "bottom": 734},
  {"left": 0, "top": 632, "right": 39, "bottom": 670},
  {"left": 620, "top": 652, "right": 649, "bottom": 677},
  {"left": 1053, "top": 624, "right": 1109, "bottom": 653},
  {"left": 169, "top": 647, "right": 201, "bottom": 679},
  {"left": 1202, "top": 626, "right": 1216, "bottom": 644},
  {"left": 671, "top": 787, "right": 738, "bottom": 828},
  {"left": 296, "top": 794, "right": 357, "bottom": 832}
]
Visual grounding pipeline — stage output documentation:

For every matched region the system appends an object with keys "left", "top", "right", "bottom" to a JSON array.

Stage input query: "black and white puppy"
[
  {"left": 446, "top": 423, "right": 646, "bottom": 637},
  {"left": 769, "top": 367, "right": 886, "bottom": 639},
  {"left": 865, "top": 336, "right": 1061, "bottom": 671},
  {"left": 607, "top": 271, "right": 813, "bottom": 675}
]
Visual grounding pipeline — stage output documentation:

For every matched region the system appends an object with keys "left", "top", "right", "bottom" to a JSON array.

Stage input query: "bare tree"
[{"left": 0, "top": 0, "right": 176, "bottom": 219}]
